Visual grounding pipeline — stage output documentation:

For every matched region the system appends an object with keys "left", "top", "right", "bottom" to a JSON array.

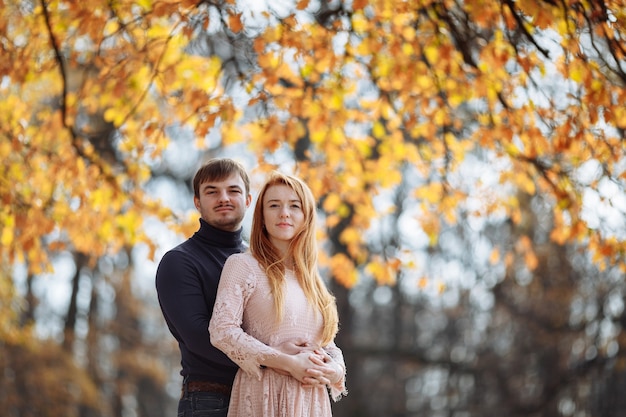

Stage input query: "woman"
[{"left": 209, "top": 171, "right": 347, "bottom": 416}]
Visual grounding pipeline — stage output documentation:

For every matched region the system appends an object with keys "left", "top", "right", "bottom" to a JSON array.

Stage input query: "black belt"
[{"left": 182, "top": 380, "right": 232, "bottom": 397}]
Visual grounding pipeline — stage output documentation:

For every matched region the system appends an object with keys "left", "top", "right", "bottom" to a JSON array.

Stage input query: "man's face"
[{"left": 194, "top": 173, "right": 251, "bottom": 232}]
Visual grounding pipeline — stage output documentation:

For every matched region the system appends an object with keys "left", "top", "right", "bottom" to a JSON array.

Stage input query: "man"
[{"left": 156, "top": 158, "right": 332, "bottom": 417}]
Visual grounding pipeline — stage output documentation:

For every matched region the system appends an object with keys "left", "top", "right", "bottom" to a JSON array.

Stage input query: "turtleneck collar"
[{"left": 194, "top": 218, "right": 243, "bottom": 248}]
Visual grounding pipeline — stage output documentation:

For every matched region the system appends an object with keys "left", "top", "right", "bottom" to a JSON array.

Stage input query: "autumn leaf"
[
  {"left": 330, "top": 253, "right": 358, "bottom": 288},
  {"left": 296, "top": 0, "right": 309, "bottom": 10},
  {"left": 1, "top": 0, "right": 624, "bottom": 293},
  {"left": 228, "top": 11, "right": 243, "bottom": 33}
]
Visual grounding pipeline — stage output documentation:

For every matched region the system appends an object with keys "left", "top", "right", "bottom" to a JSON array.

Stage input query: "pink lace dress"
[{"left": 209, "top": 252, "right": 347, "bottom": 417}]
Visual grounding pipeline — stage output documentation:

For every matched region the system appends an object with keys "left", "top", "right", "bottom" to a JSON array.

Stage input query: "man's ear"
[
  {"left": 193, "top": 196, "right": 200, "bottom": 211},
  {"left": 246, "top": 194, "right": 252, "bottom": 208}
]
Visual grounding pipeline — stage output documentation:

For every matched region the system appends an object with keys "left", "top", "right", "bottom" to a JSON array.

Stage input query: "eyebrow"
[
  {"left": 201, "top": 184, "right": 243, "bottom": 191},
  {"left": 266, "top": 198, "right": 301, "bottom": 203}
]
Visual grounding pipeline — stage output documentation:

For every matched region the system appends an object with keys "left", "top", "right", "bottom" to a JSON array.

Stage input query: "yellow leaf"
[
  {"left": 489, "top": 248, "right": 500, "bottom": 265},
  {"left": 330, "top": 253, "right": 357, "bottom": 288},
  {"left": 402, "top": 26, "right": 416, "bottom": 42},
  {"left": 136, "top": 0, "right": 153, "bottom": 11},
  {"left": 524, "top": 251, "right": 539, "bottom": 270},
  {"left": 103, "top": 106, "right": 126, "bottom": 126},
  {"left": 340, "top": 227, "right": 361, "bottom": 246},
  {"left": 419, "top": 214, "right": 440, "bottom": 246},
  {"left": 424, "top": 45, "right": 439, "bottom": 63},
  {"left": 103, "top": 18, "right": 120, "bottom": 37},
  {"left": 323, "top": 192, "right": 342, "bottom": 212},
  {"left": 351, "top": 12, "right": 369, "bottom": 33},
  {"left": 372, "top": 121, "right": 386, "bottom": 139},
  {"left": 415, "top": 182, "right": 443, "bottom": 204},
  {"left": 146, "top": 21, "right": 171, "bottom": 38},
  {"left": 366, "top": 259, "right": 398, "bottom": 285},
  {"left": 517, "top": 172, "right": 536, "bottom": 195},
  {"left": 1, "top": 225, "right": 13, "bottom": 247}
]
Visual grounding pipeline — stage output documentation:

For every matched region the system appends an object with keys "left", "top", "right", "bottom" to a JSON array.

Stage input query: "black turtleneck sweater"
[{"left": 156, "top": 219, "right": 247, "bottom": 385}]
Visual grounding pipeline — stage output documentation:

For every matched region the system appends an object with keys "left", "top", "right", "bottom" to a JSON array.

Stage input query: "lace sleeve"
[
  {"left": 209, "top": 255, "right": 280, "bottom": 380},
  {"left": 323, "top": 341, "right": 348, "bottom": 401}
]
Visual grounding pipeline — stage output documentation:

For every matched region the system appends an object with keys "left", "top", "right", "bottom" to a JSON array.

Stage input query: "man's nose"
[{"left": 217, "top": 190, "right": 230, "bottom": 201}]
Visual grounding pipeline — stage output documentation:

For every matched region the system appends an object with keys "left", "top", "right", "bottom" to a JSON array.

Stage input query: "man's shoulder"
[
  {"left": 160, "top": 240, "right": 191, "bottom": 258},
  {"left": 156, "top": 239, "right": 200, "bottom": 273}
]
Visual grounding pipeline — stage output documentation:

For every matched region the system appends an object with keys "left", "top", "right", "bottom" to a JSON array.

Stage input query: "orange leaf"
[
  {"left": 229, "top": 12, "right": 243, "bottom": 33},
  {"left": 296, "top": 0, "right": 310, "bottom": 10},
  {"left": 353, "top": 0, "right": 368, "bottom": 10}
]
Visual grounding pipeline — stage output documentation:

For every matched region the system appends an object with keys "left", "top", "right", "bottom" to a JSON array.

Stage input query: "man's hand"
[
  {"left": 285, "top": 351, "right": 327, "bottom": 384},
  {"left": 272, "top": 339, "right": 315, "bottom": 376},
  {"left": 273, "top": 339, "right": 341, "bottom": 387},
  {"left": 305, "top": 349, "right": 343, "bottom": 386},
  {"left": 276, "top": 338, "right": 315, "bottom": 355}
]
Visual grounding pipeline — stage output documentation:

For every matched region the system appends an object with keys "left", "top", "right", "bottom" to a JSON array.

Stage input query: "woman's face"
[{"left": 262, "top": 184, "right": 305, "bottom": 255}]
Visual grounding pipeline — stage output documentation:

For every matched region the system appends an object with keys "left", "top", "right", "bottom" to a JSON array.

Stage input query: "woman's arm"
[{"left": 209, "top": 255, "right": 325, "bottom": 384}]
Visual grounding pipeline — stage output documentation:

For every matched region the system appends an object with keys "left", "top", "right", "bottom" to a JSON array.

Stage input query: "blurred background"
[{"left": 2, "top": 1, "right": 626, "bottom": 416}]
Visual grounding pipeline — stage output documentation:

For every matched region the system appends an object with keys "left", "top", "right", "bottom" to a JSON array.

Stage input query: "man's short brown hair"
[{"left": 192, "top": 158, "right": 250, "bottom": 198}]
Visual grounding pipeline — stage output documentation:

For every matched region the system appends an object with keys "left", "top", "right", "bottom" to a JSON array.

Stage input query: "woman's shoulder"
[
  {"left": 225, "top": 251, "right": 261, "bottom": 270},
  {"left": 222, "top": 252, "right": 264, "bottom": 290},
  {"left": 227, "top": 251, "right": 253, "bottom": 262}
]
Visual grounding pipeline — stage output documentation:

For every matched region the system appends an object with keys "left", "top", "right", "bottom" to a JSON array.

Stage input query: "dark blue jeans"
[{"left": 178, "top": 391, "right": 230, "bottom": 417}]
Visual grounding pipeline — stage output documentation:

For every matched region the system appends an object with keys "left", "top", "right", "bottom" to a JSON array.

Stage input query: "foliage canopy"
[
  {"left": 1, "top": 0, "right": 625, "bottom": 299},
  {"left": 2, "top": 1, "right": 626, "bottom": 416}
]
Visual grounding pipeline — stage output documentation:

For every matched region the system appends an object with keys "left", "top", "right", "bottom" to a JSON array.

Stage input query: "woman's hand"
[
  {"left": 272, "top": 339, "right": 341, "bottom": 386},
  {"left": 306, "top": 348, "right": 343, "bottom": 385},
  {"left": 286, "top": 351, "right": 327, "bottom": 384},
  {"left": 274, "top": 339, "right": 319, "bottom": 384}
]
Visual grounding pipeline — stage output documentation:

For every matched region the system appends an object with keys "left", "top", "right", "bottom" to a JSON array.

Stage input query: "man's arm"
[{"left": 156, "top": 250, "right": 234, "bottom": 367}]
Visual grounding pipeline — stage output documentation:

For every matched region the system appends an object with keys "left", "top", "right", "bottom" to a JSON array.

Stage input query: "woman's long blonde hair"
[{"left": 250, "top": 171, "right": 338, "bottom": 346}]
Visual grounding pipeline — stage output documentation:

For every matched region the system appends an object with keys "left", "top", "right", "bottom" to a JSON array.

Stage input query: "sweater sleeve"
[{"left": 209, "top": 255, "right": 281, "bottom": 379}]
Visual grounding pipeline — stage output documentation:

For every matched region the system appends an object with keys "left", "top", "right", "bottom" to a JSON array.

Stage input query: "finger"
[
  {"left": 305, "top": 368, "right": 322, "bottom": 377},
  {"left": 294, "top": 338, "right": 310, "bottom": 347},
  {"left": 314, "top": 349, "right": 331, "bottom": 362},
  {"left": 316, "top": 376, "right": 330, "bottom": 385},
  {"left": 301, "top": 376, "right": 318, "bottom": 385},
  {"left": 307, "top": 355, "right": 324, "bottom": 366}
]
